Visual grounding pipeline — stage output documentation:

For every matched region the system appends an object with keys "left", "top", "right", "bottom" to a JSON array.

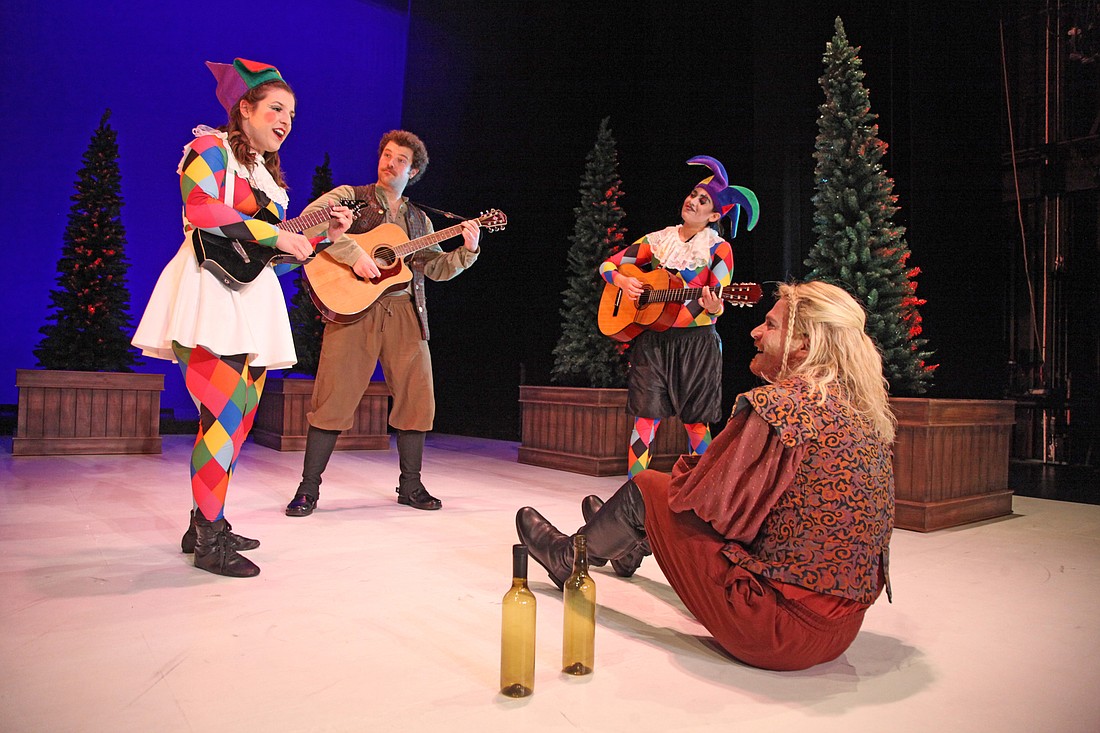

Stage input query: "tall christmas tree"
[
  {"left": 551, "top": 117, "right": 629, "bottom": 388},
  {"left": 287, "top": 153, "right": 334, "bottom": 376},
  {"left": 35, "top": 109, "right": 138, "bottom": 372},
  {"left": 805, "top": 17, "right": 935, "bottom": 394}
]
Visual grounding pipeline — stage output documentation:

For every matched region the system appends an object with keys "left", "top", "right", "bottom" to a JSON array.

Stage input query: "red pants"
[{"left": 634, "top": 470, "right": 869, "bottom": 671}]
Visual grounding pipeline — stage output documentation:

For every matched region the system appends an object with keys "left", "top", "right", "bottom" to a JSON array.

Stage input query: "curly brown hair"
[
  {"left": 222, "top": 80, "right": 295, "bottom": 189},
  {"left": 378, "top": 129, "right": 429, "bottom": 185}
]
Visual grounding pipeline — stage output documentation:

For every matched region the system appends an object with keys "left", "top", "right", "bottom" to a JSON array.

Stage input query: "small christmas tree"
[
  {"left": 287, "top": 153, "right": 334, "bottom": 376},
  {"left": 35, "top": 109, "right": 138, "bottom": 372},
  {"left": 805, "top": 17, "right": 936, "bottom": 394},
  {"left": 551, "top": 117, "right": 629, "bottom": 388}
]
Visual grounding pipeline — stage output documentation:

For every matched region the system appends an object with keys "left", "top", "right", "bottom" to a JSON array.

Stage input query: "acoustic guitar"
[
  {"left": 192, "top": 199, "right": 370, "bottom": 290},
  {"left": 598, "top": 263, "right": 762, "bottom": 342},
  {"left": 304, "top": 209, "right": 507, "bottom": 324}
]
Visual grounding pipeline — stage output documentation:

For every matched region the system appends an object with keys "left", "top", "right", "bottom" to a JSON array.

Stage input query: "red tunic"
[{"left": 635, "top": 379, "right": 894, "bottom": 671}]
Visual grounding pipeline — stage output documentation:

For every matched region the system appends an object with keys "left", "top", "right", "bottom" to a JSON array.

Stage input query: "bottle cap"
[{"left": 512, "top": 543, "right": 528, "bottom": 577}]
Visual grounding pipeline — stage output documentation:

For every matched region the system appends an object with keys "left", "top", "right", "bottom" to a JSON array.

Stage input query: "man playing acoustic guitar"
[{"left": 285, "top": 130, "right": 481, "bottom": 516}]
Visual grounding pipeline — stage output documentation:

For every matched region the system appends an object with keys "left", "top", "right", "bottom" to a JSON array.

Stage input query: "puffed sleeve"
[
  {"left": 667, "top": 404, "right": 804, "bottom": 544},
  {"left": 180, "top": 134, "right": 281, "bottom": 246}
]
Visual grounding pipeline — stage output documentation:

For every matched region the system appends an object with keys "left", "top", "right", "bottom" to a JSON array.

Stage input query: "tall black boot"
[
  {"left": 516, "top": 480, "right": 647, "bottom": 590},
  {"left": 581, "top": 495, "right": 651, "bottom": 577},
  {"left": 286, "top": 426, "right": 340, "bottom": 517},
  {"left": 395, "top": 429, "right": 441, "bottom": 510},
  {"left": 181, "top": 508, "right": 259, "bottom": 553},
  {"left": 192, "top": 512, "right": 260, "bottom": 578}
]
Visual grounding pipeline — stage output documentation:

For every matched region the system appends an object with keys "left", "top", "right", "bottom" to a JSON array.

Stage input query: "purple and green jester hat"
[
  {"left": 205, "top": 58, "right": 285, "bottom": 113},
  {"left": 687, "top": 155, "right": 759, "bottom": 238}
]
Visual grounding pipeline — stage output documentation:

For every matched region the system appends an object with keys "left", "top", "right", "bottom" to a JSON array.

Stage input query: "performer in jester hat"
[
  {"left": 590, "top": 156, "right": 758, "bottom": 576},
  {"left": 133, "top": 58, "right": 353, "bottom": 577}
]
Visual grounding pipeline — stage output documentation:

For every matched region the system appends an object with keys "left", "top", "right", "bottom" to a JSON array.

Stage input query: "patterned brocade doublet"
[{"left": 722, "top": 379, "right": 894, "bottom": 604}]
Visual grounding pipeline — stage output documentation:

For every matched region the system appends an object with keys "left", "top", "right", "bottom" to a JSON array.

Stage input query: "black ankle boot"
[
  {"left": 181, "top": 509, "right": 260, "bottom": 553},
  {"left": 285, "top": 493, "right": 318, "bottom": 517},
  {"left": 581, "top": 495, "right": 650, "bottom": 578},
  {"left": 192, "top": 513, "right": 260, "bottom": 578},
  {"left": 515, "top": 507, "right": 574, "bottom": 590},
  {"left": 395, "top": 482, "right": 442, "bottom": 510}
]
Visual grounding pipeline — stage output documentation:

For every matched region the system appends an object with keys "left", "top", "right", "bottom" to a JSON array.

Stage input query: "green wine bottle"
[
  {"left": 500, "top": 544, "right": 536, "bottom": 697},
  {"left": 562, "top": 534, "right": 595, "bottom": 675}
]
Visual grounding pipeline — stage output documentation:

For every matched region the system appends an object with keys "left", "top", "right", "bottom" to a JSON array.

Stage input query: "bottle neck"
[
  {"left": 572, "top": 536, "right": 589, "bottom": 573},
  {"left": 512, "top": 544, "right": 529, "bottom": 580}
]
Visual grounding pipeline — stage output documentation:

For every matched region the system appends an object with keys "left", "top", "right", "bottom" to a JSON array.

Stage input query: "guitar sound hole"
[{"left": 374, "top": 247, "right": 397, "bottom": 267}]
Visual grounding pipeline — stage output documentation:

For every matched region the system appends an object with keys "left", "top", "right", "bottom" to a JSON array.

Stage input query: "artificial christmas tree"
[
  {"left": 17, "top": 110, "right": 162, "bottom": 455},
  {"left": 34, "top": 109, "right": 138, "bottom": 372},
  {"left": 806, "top": 18, "right": 1011, "bottom": 531},
  {"left": 550, "top": 116, "right": 629, "bottom": 389},
  {"left": 805, "top": 16, "right": 935, "bottom": 395}
]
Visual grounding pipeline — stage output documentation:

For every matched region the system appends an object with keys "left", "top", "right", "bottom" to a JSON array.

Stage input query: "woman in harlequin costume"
[
  {"left": 132, "top": 59, "right": 352, "bottom": 577},
  {"left": 519, "top": 281, "right": 895, "bottom": 671},
  {"left": 589, "top": 156, "right": 758, "bottom": 577}
]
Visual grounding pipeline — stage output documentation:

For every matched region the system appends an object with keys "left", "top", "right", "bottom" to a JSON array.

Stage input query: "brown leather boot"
[{"left": 581, "top": 494, "right": 650, "bottom": 578}]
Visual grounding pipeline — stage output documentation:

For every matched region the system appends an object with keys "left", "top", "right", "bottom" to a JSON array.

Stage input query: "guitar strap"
[
  {"left": 223, "top": 157, "right": 236, "bottom": 211},
  {"left": 409, "top": 201, "right": 467, "bottom": 222}
]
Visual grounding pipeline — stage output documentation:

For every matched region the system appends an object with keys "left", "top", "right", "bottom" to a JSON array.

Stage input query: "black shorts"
[{"left": 627, "top": 325, "right": 722, "bottom": 424}]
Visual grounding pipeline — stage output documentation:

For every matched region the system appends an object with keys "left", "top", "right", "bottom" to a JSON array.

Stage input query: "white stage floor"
[{"left": 2, "top": 433, "right": 1098, "bottom": 732}]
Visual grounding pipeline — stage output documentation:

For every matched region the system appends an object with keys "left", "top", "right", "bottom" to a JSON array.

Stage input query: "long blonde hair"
[{"left": 775, "top": 281, "right": 896, "bottom": 442}]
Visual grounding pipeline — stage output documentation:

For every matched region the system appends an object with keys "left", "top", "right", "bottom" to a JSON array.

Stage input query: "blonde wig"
[{"left": 775, "top": 281, "right": 896, "bottom": 443}]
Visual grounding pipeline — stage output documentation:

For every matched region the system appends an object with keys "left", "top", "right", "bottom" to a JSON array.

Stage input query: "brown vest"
[{"left": 349, "top": 184, "right": 434, "bottom": 340}]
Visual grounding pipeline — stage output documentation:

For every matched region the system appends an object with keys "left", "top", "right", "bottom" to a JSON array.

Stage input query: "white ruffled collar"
[
  {"left": 647, "top": 225, "right": 723, "bottom": 271},
  {"left": 182, "top": 125, "right": 290, "bottom": 209}
]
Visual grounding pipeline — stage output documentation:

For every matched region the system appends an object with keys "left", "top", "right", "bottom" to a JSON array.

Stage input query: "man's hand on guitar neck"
[
  {"left": 326, "top": 204, "right": 354, "bottom": 243},
  {"left": 612, "top": 271, "right": 644, "bottom": 301},
  {"left": 460, "top": 219, "right": 481, "bottom": 252}
]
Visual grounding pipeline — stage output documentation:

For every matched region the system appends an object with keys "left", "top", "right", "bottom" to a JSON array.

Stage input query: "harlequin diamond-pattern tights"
[
  {"left": 172, "top": 342, "right": 266, "bottom": 521},
  {"left": 627, "top": 417, "right": 714, "bottom": 478}
]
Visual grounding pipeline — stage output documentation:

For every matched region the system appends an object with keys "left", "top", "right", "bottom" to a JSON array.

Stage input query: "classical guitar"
[
  {"left": 192, "top": 199, "right": 370, "bottom": 290},
  {"left": 598, "top": 263, "right": 762, "bottom": 342},
  {"left": 304, "top": 209, "right": 507, "bottom": 324}
]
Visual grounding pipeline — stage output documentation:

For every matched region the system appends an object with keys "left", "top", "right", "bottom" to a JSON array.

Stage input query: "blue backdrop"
[{"left": 0, "top": 0, "right": 409, "bottom": 415}]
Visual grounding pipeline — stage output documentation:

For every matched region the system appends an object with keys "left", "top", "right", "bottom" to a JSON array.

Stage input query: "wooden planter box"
[
  {"left": 251, "top": 377, "right": 390, "bottom": 451},
  {"left": 14, "top": 369, "right": 164, "bottom": 456},
  {"left": 518, "top": 385, "right": 686, "bottom": 476},
  {"left": 891, "top": 398, "right": 1015, "bottom": 532}
]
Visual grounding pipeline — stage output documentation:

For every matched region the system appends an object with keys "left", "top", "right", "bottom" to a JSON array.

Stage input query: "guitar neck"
[
  {"left": 642, "top": 284, "right": 724, "bottom": 304},
  {"left": 393, "top": 221, "right": 471, "bottom": 258},
  {"left": 276, "top": 205, "right": 338, "bottom": 233}
]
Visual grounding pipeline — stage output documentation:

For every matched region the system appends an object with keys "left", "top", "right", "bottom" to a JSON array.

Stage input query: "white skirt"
[{"left": 132, "top": 231, "right": 297, "bottom": 368}]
